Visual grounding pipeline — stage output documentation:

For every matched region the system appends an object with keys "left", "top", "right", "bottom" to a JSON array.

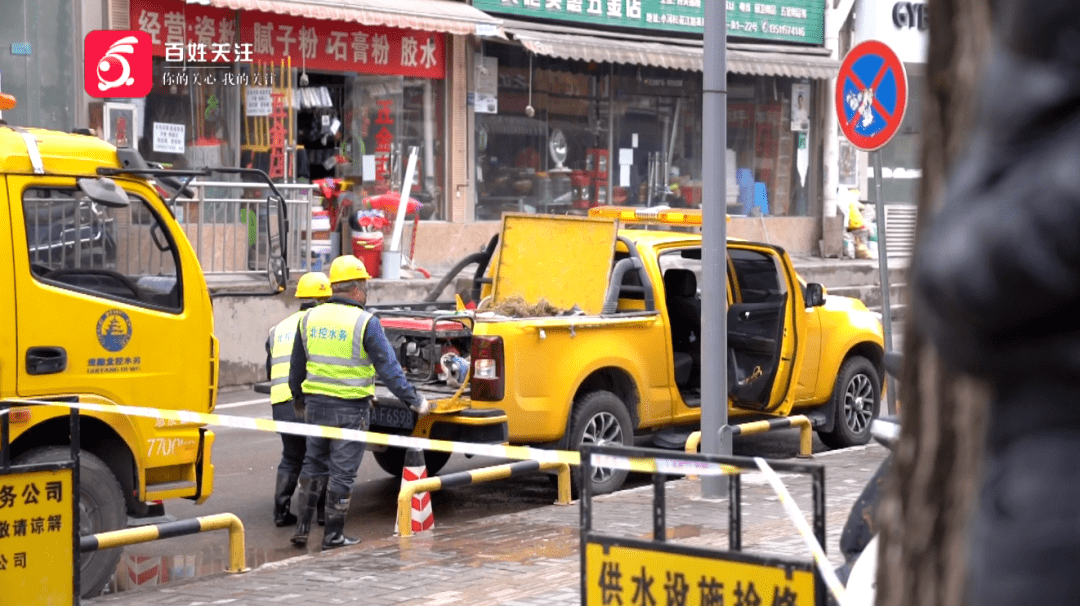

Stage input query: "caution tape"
[
  {"left": 2, "top": 398, "right": 744, "bottom": 477},
  {"left": 755, "top": 457, "right": 850, "bottom": 606}
]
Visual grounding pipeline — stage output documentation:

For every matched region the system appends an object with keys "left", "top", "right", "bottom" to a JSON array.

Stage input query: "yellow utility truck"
[
  {"left": 0, "top": 105, "right": 288, "bottom": 596},
  {"left": 370, "top": 209, "right": 885, "bottom": 495}
]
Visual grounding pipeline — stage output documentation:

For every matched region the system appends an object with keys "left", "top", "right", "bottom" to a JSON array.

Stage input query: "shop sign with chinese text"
[
  {"left": 474, "top": 0, "right": 824, "bottom": 44},
  {"left": 130, "top": 0, "right": 445, "bottom": 78},
  {"left": 0, "top": 468, "right": 75, "bottom": 605},
  {"left": 584, "top": 540, "right": 817, "bottom": 605},
  {"left": 241, "top": 11, "right": 444, "bottom": 79}
]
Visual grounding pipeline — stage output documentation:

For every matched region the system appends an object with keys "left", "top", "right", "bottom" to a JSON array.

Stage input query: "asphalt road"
[{"left": 99, "top": 339, "right": 902, "bottom": 596}]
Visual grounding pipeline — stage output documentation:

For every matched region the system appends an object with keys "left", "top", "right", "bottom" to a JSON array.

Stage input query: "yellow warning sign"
[
  {"left": 0, "top": 467, "right": 74, "bottom": 606},
  {"left": 584, "top": 541, "right": 816, "bottom": 606}
]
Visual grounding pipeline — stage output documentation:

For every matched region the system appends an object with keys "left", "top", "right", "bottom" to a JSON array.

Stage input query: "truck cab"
[{"left": 0, "top": 120, "right": 229, "bottom": 597}]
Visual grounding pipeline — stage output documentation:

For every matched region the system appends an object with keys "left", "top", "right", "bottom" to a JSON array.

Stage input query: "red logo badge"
[{"left": 84, "top": 31, "right": 152, "bottom": 98}]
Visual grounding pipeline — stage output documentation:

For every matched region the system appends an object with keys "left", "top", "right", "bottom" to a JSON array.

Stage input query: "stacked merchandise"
[{"left": 309, "top": 208, "right": 332, "bottom": 271}]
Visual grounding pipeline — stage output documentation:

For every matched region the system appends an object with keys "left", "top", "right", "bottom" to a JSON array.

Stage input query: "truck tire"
[
  {"left": 818, "top": 356, "right": 880, "bottom": 449},
  {"left": 14, "top": 447, "right": 125, "bottom": 598},
  {"left": 567, "top": 390, "right": 634, "bottom": 496},
  {"left": 372, "top": 448, "right": 451, "bottom": 477}
]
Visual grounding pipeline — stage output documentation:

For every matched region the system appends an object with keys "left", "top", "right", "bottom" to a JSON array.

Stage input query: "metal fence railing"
[{"left": 175, "top": 181, "right": 316, "bottom": 281}]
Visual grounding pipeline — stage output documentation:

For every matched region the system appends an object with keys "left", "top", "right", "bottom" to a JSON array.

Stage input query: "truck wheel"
[
  {"left": 818, "top": 356, "right": 880, "bottom": 449},
  {"left": 567, "top": 390, "right": 634, "bottom": 496},
  {"left": 15, "top": 447, "right": 125, "bottom": 598},
  {"left": 372, "top": 448, "right": 451, "bottom": 477}
]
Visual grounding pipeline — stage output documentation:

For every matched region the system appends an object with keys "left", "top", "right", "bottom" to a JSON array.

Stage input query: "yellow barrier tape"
[
  {"left": 3, "top": 398, "right": 748, "bottom": 477},
  {"left": 755, "top": 457, "right": 850, "bottom": 606}
]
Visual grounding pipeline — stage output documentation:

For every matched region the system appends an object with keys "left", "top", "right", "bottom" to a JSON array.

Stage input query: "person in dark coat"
[{"left": 912, "top": 3, "right": 1080, "bottom": 604}]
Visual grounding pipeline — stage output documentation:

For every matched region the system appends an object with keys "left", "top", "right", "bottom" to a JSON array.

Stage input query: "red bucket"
[{"left": 352, "top": 233, "right": 383, "bottom": 279}]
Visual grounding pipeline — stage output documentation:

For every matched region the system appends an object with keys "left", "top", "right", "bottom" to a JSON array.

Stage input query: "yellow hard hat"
[
  {"left": 328, "top": 255, "right": 371, "bottom": 284},
  {"left": 295, "top": 272, "right": 331, "bottom": 299}
]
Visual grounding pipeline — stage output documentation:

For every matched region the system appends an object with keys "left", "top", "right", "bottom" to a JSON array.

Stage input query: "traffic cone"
[{"left": 400, "top": 448, "right": 434, "bottom": 533}]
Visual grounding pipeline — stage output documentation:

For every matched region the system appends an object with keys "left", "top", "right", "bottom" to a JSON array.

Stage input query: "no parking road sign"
[{"left": 835, "top": 40, "right": 908, "bottom": 151}]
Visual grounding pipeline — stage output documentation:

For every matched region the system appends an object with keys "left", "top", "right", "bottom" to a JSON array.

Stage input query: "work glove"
[
  {"left": 293, "top": 397, "right": 306, "bottom": 420},
  {"left": 410, "top": 396, "right": 435, "bottom": 417}
]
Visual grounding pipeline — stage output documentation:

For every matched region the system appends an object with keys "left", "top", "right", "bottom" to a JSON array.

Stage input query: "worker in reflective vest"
[
  {"left": 266, "top": 272, "right": 332, "bottom": 527},
  {"left": 288, "top": 255, "right": 434, "bottom": 549}
]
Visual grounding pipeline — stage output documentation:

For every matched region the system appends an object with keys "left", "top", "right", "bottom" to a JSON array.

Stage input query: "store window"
[
  {"left": 137, "top": 58, "right": 241, "bottom": 171},
  {"left": 474, "top": 44, "right": 704, "bottom": 220},
  {"left": 726, "top": 75, "right": 813, "bottom": 217}
]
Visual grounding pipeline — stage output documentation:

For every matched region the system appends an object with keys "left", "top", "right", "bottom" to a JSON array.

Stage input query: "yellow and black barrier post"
[
  {"left": 0, "top": 403, "right": 81, "bottom": 605},
  {"left": 685, "top": 415, "right": 816, "bottom": 470},
  {"left": 397, "top": 459, "right": 572, "bottom": 537},
  {"left": 80, "top": 513, "right": 248, "bottom": 574}
]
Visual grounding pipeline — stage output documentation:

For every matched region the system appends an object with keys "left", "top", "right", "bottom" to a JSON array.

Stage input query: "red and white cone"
[{"left": 401, "top": 448, "right": 434, "bottom": 533}]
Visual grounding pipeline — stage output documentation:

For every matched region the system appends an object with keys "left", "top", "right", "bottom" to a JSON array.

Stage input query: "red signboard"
[
  {"left": 240, "top": 11, "right": 444, "bottom": 79},
  {"left": 130, "top": 0, "right": 236, "bottom": 57},
  {"left": 130, "top": 0, "right": 445, "bottom": 79}
]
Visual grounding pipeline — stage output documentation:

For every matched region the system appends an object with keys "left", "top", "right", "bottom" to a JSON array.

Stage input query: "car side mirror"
[{"left": 805, "top": 283, "right": 826, "bottom": 307}]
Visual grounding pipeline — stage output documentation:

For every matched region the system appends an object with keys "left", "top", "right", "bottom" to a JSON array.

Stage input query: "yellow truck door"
[
  {"left": 726, "top": 244, "right": 804, "bottom": 415},
  {"left": 9, "top": 175, "right": 212, "bottom": 443}
]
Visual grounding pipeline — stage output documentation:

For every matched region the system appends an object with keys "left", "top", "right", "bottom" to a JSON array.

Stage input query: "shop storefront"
[
  {"left": 853, "top": 0, "right": 926, "bottom": 255},
  {"left": 90, "top": 0, "right": 499, "bottom": 227},
  {"left": 470, "top": 0, "right": 837, "bottom": 247}
]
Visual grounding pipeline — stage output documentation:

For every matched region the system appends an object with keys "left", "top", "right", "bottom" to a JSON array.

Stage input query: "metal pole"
[
  {"left": 607, "top": 63, "right": 615, "bottom": 207},
  {"left": 872, "top": 150, "right": 896, "bottom": 414},
  {"left": 701, "top": 0, "right": 729, "bottom": 499}
]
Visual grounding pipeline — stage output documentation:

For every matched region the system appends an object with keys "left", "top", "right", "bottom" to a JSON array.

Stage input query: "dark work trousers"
[
  {"left": 300, "top": 400, "right": 370, "bottom": 495},
  {"left": 968, "top": 429, "right": 1080, "bottom": 606},
  {"left": 272, "top": 402, "right": 307, "bottom": 476}
]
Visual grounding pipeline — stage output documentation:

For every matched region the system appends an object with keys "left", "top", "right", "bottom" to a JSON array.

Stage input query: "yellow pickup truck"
[{"left": 370, "top": 208, "right": 884, "bottom": 494}]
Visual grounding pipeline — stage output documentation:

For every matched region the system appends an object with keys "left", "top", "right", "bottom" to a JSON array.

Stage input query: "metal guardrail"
[
  {"left": 80, "top": 513, "right": 248, "bottom": 574},
  {"left": 396, "top": 460, "right": 572, "bottom": 537},
  {"left": 176, "top": 181, "right": 316, "bottom": 280}
]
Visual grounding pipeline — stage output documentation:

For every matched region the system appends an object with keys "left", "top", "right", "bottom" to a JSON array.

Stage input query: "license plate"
[{"left": 370, "top": 405, "right": 416, "bottom": 430}]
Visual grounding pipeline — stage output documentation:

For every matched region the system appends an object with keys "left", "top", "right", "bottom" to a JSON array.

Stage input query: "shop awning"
[
  {"left": 727, "top": 49, "right": 840, "bottom": 80},
  {"left": 508, "top": 29, "right": 701, "bottom": 72},
  {"left": 506, "top": 28, "right": 841, "bottom": 79},
  {"left": 187, "top": 0, "right": 504, "bottom": 36}
]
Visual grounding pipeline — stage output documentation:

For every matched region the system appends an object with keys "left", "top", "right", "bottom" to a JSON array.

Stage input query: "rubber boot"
[
  {"left": 290, "top": 476, "right": 325, "bottom": 547},
  {"left": 273, "top": 470, "right": 299, "bottom": 527},
  {"left": 316, "top": 483, "right": 327, "bottom": 526},
  {"left": 321, "top": 490, "right": 360, "bottom": 549}
]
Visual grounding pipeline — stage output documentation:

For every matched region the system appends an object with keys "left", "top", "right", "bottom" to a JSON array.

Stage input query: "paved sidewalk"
[{"left": 90, "top": 444, "right": 888, "bottom": 606}]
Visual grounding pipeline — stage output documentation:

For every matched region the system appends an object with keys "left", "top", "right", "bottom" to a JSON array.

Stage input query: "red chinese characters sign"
[
  {"left": 130, "top": 0, "right": 445, "bottom": 79},
  {"left": 240, "top": 11, "right": 444, "bottom": 79},
  {"left": 131, "top": 0, "right": 237, "bottom": 57}
]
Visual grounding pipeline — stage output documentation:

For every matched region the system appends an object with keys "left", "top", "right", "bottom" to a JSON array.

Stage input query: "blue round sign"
[{"left": 835, "top": 40, "right": 909, "bottom": 151}]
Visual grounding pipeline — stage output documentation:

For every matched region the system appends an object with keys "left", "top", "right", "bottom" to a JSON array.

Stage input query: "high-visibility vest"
[
  {"left": 268, "top": 310, "right": 305, "bottom": 405},
  {"left": 299, "top": 303, "right": 376, "bottom": 400}
]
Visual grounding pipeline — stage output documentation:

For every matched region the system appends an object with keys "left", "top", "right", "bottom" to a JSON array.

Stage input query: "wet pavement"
[{"left": 89, "top": 443, "right": 888, "bottom": 606}]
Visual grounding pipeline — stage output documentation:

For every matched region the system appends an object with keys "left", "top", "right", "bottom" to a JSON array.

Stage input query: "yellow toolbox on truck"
[{"left": 0, "top": 99, "right": 289, "bottom": 597}]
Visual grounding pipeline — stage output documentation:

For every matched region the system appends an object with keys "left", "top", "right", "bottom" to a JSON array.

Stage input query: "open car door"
[{"left": 726, "top": 244, "right": 804, "bottom": 415}]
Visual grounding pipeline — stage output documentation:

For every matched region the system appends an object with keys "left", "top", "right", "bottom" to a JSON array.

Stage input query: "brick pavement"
[{"left": 89, "top": 444, "right": 888, "bottom": 606}]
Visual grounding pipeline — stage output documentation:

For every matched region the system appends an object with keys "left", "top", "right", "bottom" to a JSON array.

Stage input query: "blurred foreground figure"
[{"left": 913, "top": 3, "right": 1080, "bottom": 604}]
